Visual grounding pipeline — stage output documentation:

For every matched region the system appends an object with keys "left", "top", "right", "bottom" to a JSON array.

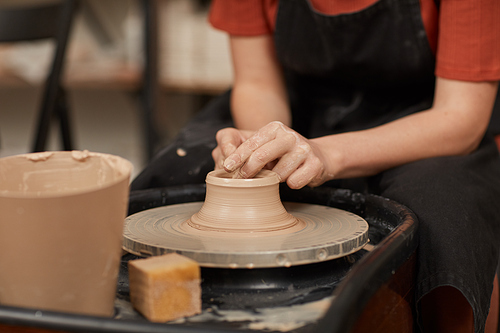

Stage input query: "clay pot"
[
  {"left": 0, "top": 151, "right": 132, "bottom": 316},
  {"left": 188, "top": 169, "right": 303, "bottom": 234}
]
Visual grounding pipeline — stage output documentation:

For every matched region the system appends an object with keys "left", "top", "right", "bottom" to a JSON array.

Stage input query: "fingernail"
[{"left": 224, "top": 159, "right": 236, "bottom": 171}]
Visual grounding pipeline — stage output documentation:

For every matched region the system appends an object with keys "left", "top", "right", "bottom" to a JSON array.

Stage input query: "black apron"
[
  {"left": 275, "top": 0, "right": 436, "bottom": 139},
  {"left": 273, "top": 1, "right": 500, "bottom": 332},
  {"left": 132, "top": 1, "right": 500, "bottom": 331}
]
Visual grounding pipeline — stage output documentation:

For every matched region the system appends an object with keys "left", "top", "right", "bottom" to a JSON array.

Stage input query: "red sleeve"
[
  {"left": 209, "top": 0, "right": 273, "bottom": 36},
  {"left": 436, "top": 0, "right": 500, "bottom": 81}
]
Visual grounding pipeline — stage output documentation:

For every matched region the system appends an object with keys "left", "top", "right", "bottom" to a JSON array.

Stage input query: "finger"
[
  {"left": 238, "top": 135, "right": 297, "bottom": 178},
  {"left": 239, "top": 134, "right": 307, "bottom": 179},
  {"left": 265, "top": 159, "right": 278, "bottom": 170},
  {"left": 216, "top": 128, "right": 242, "bottom": 159},
  {"left": 268, "top": 148, "right": 310, "bottom": 181},
  {"left": 223, "top": 122, "right": 285, "bottom": 172},
  {"left": 211, "top": 147, "right": 225, "bottom": 170},
  {"left": 286, "top": 156, "right": 325, "bottom": 189}
]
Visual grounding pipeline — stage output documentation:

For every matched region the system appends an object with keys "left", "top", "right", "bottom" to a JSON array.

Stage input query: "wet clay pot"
[
  {"left": 188, "top": 169, "right": 304, "bottom": 234},
  {"left": 0, "top": 151, "right": 132, "bottom": 316}
]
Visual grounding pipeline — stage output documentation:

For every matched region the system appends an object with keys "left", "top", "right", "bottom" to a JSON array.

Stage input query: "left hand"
[{"left": 217, "top": 121, "right": 331, "bottom": 189}]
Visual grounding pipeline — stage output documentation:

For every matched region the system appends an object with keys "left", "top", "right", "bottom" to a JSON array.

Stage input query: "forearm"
[
  {"left": 316, "top": 79, "right": 498, "bottom": 180},
  {"left": 231, "top": 82, "right": 290, "bottom": 130},
  {"left": 315, "top": 111, "right": 480, "bottom": 179},
  {"left": 229, "top": 35, "right": 291, "bottom": 131}
]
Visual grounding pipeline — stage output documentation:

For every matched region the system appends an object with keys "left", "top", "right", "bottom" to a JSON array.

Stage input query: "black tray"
[{"left": 0, "top": 185, "right": 418, "bottom": 333}]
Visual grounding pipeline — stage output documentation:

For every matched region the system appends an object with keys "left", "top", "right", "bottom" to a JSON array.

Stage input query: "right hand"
[
  {"left": 212, "top": 127, "right": 255, "bottom": 170},
  {"left": 212, "top": 122, "right": 331, "bottom": 189}
]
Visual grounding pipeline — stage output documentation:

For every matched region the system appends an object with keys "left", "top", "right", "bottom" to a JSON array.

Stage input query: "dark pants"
[{"left": 374, "top": 138, "right": 500, "bottom": 331}]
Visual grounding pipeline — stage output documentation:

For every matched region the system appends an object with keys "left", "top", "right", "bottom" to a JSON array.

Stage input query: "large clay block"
[{"left": 128, "top": 253, "right": 202, "bottom": 322}]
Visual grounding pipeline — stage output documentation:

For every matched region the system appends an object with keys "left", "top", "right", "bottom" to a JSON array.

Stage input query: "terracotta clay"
[
  {"left": 0, "top": 151, "right": 132, "bottom": 316},
  {"left": 188, "top": 169, "right": 305, "bottom": 233}
]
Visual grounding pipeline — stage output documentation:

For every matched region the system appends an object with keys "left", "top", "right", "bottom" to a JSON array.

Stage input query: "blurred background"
[{"left": 0, "top": 0, "right": 232, "bottom": 178}]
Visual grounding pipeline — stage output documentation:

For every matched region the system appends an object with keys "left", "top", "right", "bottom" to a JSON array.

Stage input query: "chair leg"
[
  {"left": 32, "top": 85, "right": 74, "bottom": 152},
  {"left": 56, "top": 87, "right": 74, "bottom": 151},
  {"left": 141, "top": 0, "right": 160, "bottom": 161},
  {"left": 32, "top": 80, "right": 57, "bottom": 152},
  {"left": 32, "top": 0, "right": 78, "bottom": 153}
]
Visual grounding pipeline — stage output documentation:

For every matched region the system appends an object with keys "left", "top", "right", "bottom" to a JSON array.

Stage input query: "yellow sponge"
[{"left": 128, "top": 253, "right": 201, "bottom": 322}]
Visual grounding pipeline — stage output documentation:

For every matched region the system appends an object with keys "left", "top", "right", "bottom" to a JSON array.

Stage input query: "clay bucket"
[
  {"left": 188, "top": 169, "right": 303, "bottom": 235},
  {"left": 0, "top": 151, "right": 132, "bottom": 316}
]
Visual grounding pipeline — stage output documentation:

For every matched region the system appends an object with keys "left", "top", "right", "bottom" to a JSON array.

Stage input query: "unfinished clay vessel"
[
  {"left": 0, "top": 151, "right": 132, "bottom": 316},
  {"left": 187, "top": 169, "right": 304, "bottom": 234},
  {"left": 124, "top": 169, "right": 370, "bottom": 268}
]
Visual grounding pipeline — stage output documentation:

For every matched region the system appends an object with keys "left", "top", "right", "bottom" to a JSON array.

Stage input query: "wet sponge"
[{"left": 128, "top": 253, "right": 201, "bottom": 322}]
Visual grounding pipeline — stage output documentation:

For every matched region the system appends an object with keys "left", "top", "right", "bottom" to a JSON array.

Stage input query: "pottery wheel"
[{"left": 123, "top": 201, "right": 369, "bottom": 268}]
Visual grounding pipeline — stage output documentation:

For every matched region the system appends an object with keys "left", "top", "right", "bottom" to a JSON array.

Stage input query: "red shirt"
[{"left": 209, "top": 0, "right": 500, "bottom": 82}]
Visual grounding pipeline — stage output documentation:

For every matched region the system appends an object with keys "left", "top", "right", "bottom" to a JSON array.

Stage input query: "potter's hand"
[
  {"left": 212, "top": 127, "right": 254, "bottom": 170},
  {"left": 214, "top": 121, "right": 329, "bottom": 189}
]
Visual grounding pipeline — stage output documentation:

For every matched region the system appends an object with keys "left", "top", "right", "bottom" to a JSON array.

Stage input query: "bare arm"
[
  {"left": 316, "top": 78, "right": 498, "bottom": 180},
  {"left": 212, "top": 35, "right": 290, "bottom": 168},
  {"left": 229, "top": 35, "right": 290, "bottom": 130}
]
